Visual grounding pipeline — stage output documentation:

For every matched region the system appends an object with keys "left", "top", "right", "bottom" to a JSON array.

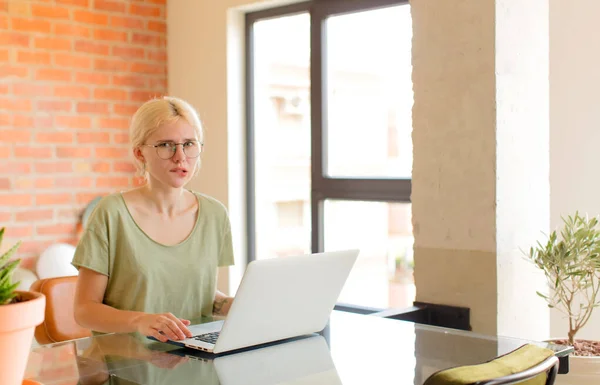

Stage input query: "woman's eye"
[
  {"left": 184, "top": 141, "right": 196, "bottom": 147},
  {"left": 157, "top": 143, "right": 171, "bottom": 148}
]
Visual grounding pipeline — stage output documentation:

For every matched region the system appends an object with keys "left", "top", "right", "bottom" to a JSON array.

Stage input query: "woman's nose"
[{"left": 172, "top": 144, "right": 186, "bottom": 161}]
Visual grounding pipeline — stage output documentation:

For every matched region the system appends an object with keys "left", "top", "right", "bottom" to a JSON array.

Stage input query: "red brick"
[
  {"left": 32, "top": 116, "right": 54, "bottom": 129},
  {"left": 147, "top": 50, "right": 167, "bottom": 62},
  {"left": 35, "top": 37, "right": 72, "bottom": 51},
  {"left": 0, "top": 212, "right": 11, "bottom": 222},
  {"left": 11, "top": 115, "right": 38, "bottom": 128},
  {"left": 97, "top": 177, "right": 129, "bottom": 188},
  {"left": 114, "top": 162, "right": 135, "bottom": 173},
  {"left": 36, "top": 132, "right": 73, "bottom": 144},
  {"left": 77, "top": 132, "right": 110, "bottom": 143},
  {"left": 18, "top": 241, "right": 52, "bottom": 256},
  {"left": 12, "top": 83, "right": 53, "bottom": 97},
  {"left": 74, "top": 40, "right": 110, "bottom": 55},
  {"left": 4, "top": 225, "right": 33, "bottom": 237},
  {"left": 148, "top": 77, "right": 167, "bottom": 89},
  {"left": 54, "top": 23, "right": 91, "bottom": 38},
  {"left": 35, "top": 178, "right": 54, "bottom": 188},
  {"left": 55, "top": 177, "right": 93, "bottom": 188},
  {"left": 38, "top": 100, "right": 72, "bottom": 112},
  {"left": 77, "top": 102, "right": 109, "bottom": 114},
  {"left": 56, "top": 0, "right": 89, "bottom": 6},
  {"left": 112, "top": 74, "right": 146, "bottom": 87},
  {"left": 130, "top": 62, "right": 164, "bottom": 75},
  {"left": 75, "top": 71, "right": 110, "bottom": 85},
  {"left": 113, "top": 133, "right": 129, "bottom": 144},
  {"left": 11, "top": 18, "right": 52, "bottom": 33},
  {"left": 147, "top": 21, "right": 166, "bottom": 33},
  {"left": 130, "top": 90, "right": 162, "bottom": 102},
  {"left": 131, "top": 33, "right": 164, "bottom": 46},
  {"left": 96, "top": 147, "right": 128, "bottom": 158},
  {"left": 0, "top": 114, "right": 9, "bottom": 126},
  {"left": 57, "top": 147, "right": 92, "bottom": 158},
  {"left": 0, "top": 66, "right": 29, "bottom": 78},
  {"left": 0, "top": 162, "right": 30, "bottom": 174},
  {"left": 16, "top": 210, "right": 54, "bottom": 222},
  {"left": 0, "top": 98, "right": 31, "bottom": 111},
  {"left": 36, "top": 68, "right": 72, "bottom": 82},
  {"left": 54, "top": 53, "right": 92, "bottom": 69},
  {"left": 0, "top": 84, "right": 8, "bottom": 94},
  {"left": 112, "top": 46, "right": 145, "bottom": 60},
  {"left": 0, "top": 177, "right": 10, "bottom": 189},
  {"left": 38, "top": 223, "right": 76, "bottom": 235},
  {"left": 14, "top": 146, "right": 53, "bottom": 158},
  {"left": 98, "top": 117, "right": 129, "bottom": 129},
  {"left": 0, "top": 146, "right": 10, "bottom": 158},
  {"left": 130, "top": 4, "right": 161, "bottom": 17},
  {"left": 94, "top": 88, "right": 127, "bottom": 101},
  {"left": 35, "top": 162, "right": 73, "bottom": 173},
  {"left": 94, "top": 0, "right": 125, "bottom": 13},
  {"left": 17, "top": 51, "right": 52, "bottom": 65},
  {"left": 94, "top": 29, "right": 128, "bottom": 42},
  {"left": 93, "top": 162, "right": 111, "bottom": 172},
  {"left": 110, "top": 15, "right": 144, "bottom": 29},
  {"left": 95, "top": 58, "right": 129, "bottom": 72},
  {"left": 74, "top": 10, "right": 108, "bottom": 25},
  {"left": 32, "top": 3, "right": 71, "bottom": 18},
  {"left": 0, "top": 194, "right": 31, "bottom": 206},
  {"left": 0, "top": 33, "right": 30, "bottom": 47},
  {"left": 0, "top": 129, "right": 31, "bottom": 143},
  {"left": 54, "top": 85, "right": 91, "bottom": 99},
  {"left": 77, "top": 192, "right": 100, "bottom": 204},
  {"left": 55, "top": 116, "right": 91, "bottom": 129},
  {"left": 14, "top": 178, "right": 34, "bottom": 189}
]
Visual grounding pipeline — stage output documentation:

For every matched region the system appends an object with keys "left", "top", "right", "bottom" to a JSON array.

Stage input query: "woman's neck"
[{"left": 139, "top": 183, "right": 186, "bottom": 217}]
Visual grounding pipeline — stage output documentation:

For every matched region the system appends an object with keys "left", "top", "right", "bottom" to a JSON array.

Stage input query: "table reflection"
[{"left": 26, "top": 311, "right": 572, "bottom": 385}]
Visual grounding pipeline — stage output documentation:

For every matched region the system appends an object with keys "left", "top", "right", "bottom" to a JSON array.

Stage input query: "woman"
[{"left": 72, "top": 96, "right": 234, "bottom": 343}]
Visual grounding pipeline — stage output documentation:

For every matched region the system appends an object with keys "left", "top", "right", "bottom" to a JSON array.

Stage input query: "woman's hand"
[{"left": 132, "top": 313, "right": 193, "bottom": 342}]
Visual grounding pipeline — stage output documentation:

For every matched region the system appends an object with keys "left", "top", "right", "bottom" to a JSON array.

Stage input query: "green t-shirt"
[{"left": 72, "top": 190, "right": 234, "bottom": 324}]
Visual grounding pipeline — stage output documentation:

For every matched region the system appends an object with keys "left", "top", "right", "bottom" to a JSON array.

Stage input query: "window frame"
[{"left": 245, "top": 0, "right": 411, "bottom": 310}]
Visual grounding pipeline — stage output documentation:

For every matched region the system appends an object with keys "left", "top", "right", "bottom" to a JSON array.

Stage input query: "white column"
[{"left": 412, "top": 0, "right": 550, "bottom": 339}]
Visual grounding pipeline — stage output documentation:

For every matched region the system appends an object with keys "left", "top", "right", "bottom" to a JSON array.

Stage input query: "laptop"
[{"left": 154, "top": 249, "right": 358, "bottom": 354}]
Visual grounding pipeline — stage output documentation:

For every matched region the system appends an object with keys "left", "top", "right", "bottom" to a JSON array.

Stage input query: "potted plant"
[
  {"left": 527, "top": 212, "right": 600, "bottom": 381},
  {"left": 0, "top": 227, "right": 46, "bottom": 385}
]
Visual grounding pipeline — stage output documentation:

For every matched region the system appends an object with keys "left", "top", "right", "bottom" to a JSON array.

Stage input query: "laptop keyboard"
[{"left": 193, "top": 331, "right": 220, "bottom": 344}]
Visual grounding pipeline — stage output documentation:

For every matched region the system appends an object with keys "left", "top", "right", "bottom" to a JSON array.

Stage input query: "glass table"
[{"left": 25, "top": 310, "right": 573, "bottom": 385}]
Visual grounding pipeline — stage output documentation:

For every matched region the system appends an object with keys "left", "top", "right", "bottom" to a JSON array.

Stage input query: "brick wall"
[{"left": 0, "top": 0, "right": 167, "bottom": 267}]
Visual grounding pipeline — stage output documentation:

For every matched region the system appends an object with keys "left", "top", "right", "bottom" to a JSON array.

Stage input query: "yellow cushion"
[{"left": 424, "top": 344, "right": 554, "bottom": 385}]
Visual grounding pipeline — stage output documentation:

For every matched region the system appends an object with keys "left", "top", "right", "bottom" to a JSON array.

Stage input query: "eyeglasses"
[{"left": 144, "top": 140, "right": 203, "bottom": 160}]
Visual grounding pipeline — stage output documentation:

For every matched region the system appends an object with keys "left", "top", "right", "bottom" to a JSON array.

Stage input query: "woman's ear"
[{"left": 133, "top": 147, "right": 144, "bottom": 163}]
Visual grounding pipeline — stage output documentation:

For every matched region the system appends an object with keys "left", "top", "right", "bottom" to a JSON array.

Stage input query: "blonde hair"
[{"left": 130, "top": 96, "right": 204, "bottom": 178}]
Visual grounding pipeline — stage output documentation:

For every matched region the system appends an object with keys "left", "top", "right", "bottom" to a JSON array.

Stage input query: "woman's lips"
[{"left": 170, "top": 168, "right": 188, "bottom": 177}]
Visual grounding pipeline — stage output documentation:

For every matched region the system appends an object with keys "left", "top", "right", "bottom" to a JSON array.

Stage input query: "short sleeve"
[
  {"left": 72, "top": 227, "right": 110, "bottom": 276},
  {"left": 218, "top": 215, "right": 235, "bottom": 267}
]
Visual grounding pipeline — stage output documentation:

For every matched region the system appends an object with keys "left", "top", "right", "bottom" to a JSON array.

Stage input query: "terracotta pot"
[{"left": 0, "top": 291, "right": 45, "bottom": 385}]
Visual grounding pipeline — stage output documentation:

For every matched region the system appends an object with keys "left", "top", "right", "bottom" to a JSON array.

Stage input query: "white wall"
[{"left": 550, "top": 0, "right": 600, "bottom": 340}]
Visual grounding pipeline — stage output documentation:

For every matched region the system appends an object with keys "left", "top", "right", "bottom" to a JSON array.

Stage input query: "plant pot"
[
  {"left": 0, "top": 291, "right": 45, "bottom": 385},
  {"left": 546, "top": 338, "right": 600, "bottom": 385}
]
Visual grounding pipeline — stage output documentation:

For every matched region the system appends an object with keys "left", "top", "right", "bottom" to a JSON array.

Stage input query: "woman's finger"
[
  {"left": 162, "top": 318, "right": 186, "bottom": 340},
  {"left": 149, "top": 329, "right": 168, "bottom": 343},
  {"left": 165, "top": 314, "right": 193, "bottom": 338}
]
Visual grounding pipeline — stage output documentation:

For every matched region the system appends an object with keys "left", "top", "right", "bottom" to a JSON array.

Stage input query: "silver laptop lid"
[{"left": 213, "top": 249, "right": 359, "bottom": 353}]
